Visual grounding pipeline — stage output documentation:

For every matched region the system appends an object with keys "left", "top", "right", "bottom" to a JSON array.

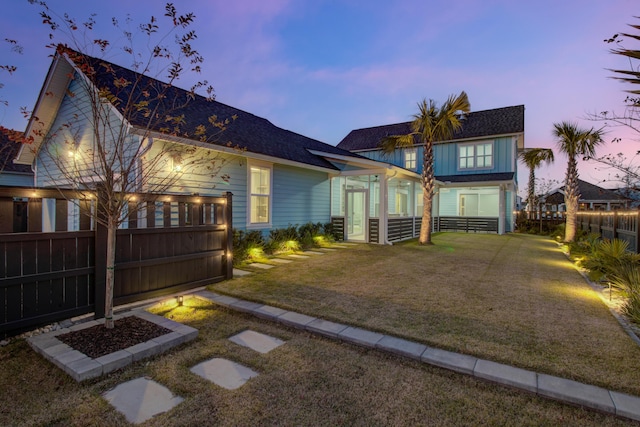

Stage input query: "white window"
[
  {"left": 404, "top": 149, "right": 417, "bottom": 169},
  {"left": 248, "top": 162, "right": 272, "bottom": 225},
  {"left": 458, "top": 141, "right": 493, "bottom": 170}
]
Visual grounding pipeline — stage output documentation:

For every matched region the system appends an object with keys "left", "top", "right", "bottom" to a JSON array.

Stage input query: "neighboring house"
[
  {"left": 0, "top": 130, "right": 34, "bottom": 232},
  {"left": 0, "top": 130, "right": 33, "bottom": 187},
  {"left": 12, "top": 48, "right": 419, "bottom": 242},
  {"left": 542, "top": 179, "right": 631, "bottom": 212},
  {"left": 337, "top": 105, "right": 525, "bottom": 234}
]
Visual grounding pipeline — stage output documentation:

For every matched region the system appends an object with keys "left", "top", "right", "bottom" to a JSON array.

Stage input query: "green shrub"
[
  {"left": 610, "top": 262, "right": 640, "bottom": 324},
  {"left": 232, "top": 229, "right": 266, "bottom": 266},
  {"left": 298, "top": 222, "right": 323, "bottom": 249},
  {"left": 581, "top": 239, "right": 639, "bottom": 281},
  {"left": 267, "top": 225, "right": 300, "bottom": 253}
]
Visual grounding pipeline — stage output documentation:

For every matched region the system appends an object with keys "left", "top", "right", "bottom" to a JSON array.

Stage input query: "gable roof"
[
  {"left": 0, "top": 130, "right": 32, "bottom": 174},
  {"left": 337, "top": 105, "right": 525, "bottom": 151},
  {"left": 19, "top": 48, "right": 367, "bottom": 171},
  {"left": 545, "top": 179, "right": 630, "bottom": 203}
]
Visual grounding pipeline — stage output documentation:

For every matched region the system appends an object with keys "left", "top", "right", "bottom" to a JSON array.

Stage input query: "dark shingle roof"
[
  {"left": 436, "top": 172, "right": 514, "bottom": 183},
  {"left": 545, "top": 179, "right": 630, "bottom": 204},
  {"left": 337, "top": 105, "right": 525, "bottom": 151},
  {"left": 0, "top": 131, "right": 32, "bottom": 174},
  {"left": 62, "top": 49, "right": 364, "bottom": 171}
]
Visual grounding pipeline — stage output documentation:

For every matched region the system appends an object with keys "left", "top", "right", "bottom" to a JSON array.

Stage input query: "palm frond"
[{"left": 378, "top": 133, "right": 417, "bottom": 154}]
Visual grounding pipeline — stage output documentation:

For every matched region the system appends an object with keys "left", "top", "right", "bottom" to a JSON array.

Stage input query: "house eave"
[
  {"left": 307, "top": 149, "right": 422, "bottom": 180},
  {"left": 136, "top": 129, "right": 340, "bottom": 174}
]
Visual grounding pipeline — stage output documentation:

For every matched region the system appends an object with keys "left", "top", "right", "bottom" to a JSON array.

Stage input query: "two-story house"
[{"left": 336, "top": 105, "right": 525, "bottom": 239}]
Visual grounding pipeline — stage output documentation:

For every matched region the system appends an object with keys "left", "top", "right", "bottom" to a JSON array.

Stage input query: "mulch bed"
[{"left": 57, "top": 316, "right": 171, "bottom": 359}]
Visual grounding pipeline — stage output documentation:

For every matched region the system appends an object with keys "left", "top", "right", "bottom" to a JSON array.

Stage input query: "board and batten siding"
[
  {"left": 357, "top": 137, "right": 516, "bottom": 176},
  {"left": 434, "top": 136, "right": 515, "bottom": 176},
  {"left": 271, "top": 164, "right": 330, "bottom": 229}
]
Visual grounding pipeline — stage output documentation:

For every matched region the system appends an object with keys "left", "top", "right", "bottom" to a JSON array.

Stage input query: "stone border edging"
[
  {"left": 27, "top": 311, "right": 198, "bottom": 381},
  {"left": 192, "top": 289, "right": 640, "bottom": 422}
]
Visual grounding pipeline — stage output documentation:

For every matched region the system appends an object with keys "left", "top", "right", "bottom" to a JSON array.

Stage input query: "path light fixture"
[{"left": 177, "top": 295, "right": 184, "bottom": 307}]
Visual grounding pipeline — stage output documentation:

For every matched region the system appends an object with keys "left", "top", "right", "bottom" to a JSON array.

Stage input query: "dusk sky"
[{"left": 0, "top": 0, "right": 637, "bottom": 194}]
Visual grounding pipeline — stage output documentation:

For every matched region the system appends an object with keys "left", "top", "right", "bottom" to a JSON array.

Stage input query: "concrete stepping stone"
[
  {"left": 229, "top": 330, "right": 285, "bottom": 353},
  {"left": 103, "top": 377, "right": 183, "bottom": 424},
  {"left": 233, "top": 268, "right": 252, "bottom": 277},
  {"left": 330, "top": 245, "right": 348, "bottom": 248},
  {"left": 190, "top": 358, "right": 259, "bottom": 390},
  {"left": 271, "top": 258, "right": 293, "bottom": 264},
  {"left": 302, "top": 250, "right": 324, "bottom": 255},
  {"left": 319, "top": 248, "right": 337, "bottom": 251},
  {"left": 247, "top": 263, "right": 274, "bottom": 270},
  {"left": 287, "top": 254, "right": 310, "bottom": 259}
]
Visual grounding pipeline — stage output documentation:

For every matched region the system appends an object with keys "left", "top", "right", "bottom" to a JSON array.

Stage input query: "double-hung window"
[
  {"left": 458, "top": 141, "right": 493, "bottom": 170},
  {"left": 404, "top": 148, "right": 417, "bottom": 169},
  {"left": 248, "top": 162, "right": 272, "bottom": 225}
]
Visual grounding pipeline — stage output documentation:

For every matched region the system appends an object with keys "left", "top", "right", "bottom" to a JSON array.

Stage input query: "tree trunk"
[
  {"left": 564, "top": 156, "right": 580, "bottom": 243},
  {"left": 419, "top": 141, "right": 435, "bottom": 245},
  {"left": 528, "top": 169, "right": 536, "bottom": 212},
  {"left": 104, "top": 216, "right": 117, "bottom": 329}
]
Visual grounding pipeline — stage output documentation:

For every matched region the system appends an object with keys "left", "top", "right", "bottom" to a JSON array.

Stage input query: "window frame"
[
  {"left": 404, "top": 148, "right": 417, "bottom": 170},
  {"left": 457, "top": 141, "right": 494, "bottom": 171},
  {"left": 247, "top": 160, "right": 273, "bottom": 227}
]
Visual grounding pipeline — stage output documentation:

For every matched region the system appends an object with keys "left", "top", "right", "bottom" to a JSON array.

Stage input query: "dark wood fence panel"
[
  {"left": 0, "top": 186, "right": 233, "bottom": 338},
  {"left": 331, "top": 216, "right": 345, "bottom": 241},
  {"left": 0, "top": 231, "right": 95, "bottom": 335},
  {"left": 112, "top": 226, "right": 227, "bottom": 305},
  {"left": 577, "top": 210, "right": 640, "bottom": 253},
  {"left": 436, "top": 216, "right": 498, "bottom": 233},
  {"left": 388, "top": 217, "right": 419, "bottom": 242},
  {"left": 368, "top": 218, "right": 379, "bottom": 244}
]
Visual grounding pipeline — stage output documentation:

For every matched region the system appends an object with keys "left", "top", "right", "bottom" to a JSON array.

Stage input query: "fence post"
[
  {"left": 636, "top": 207, "right": 640, "bottom": 253},
  {"left": 613, "top": 210, "right": 618, "bottom": 241},
  {"left": 224, "top": 192, "right": 233, "bottom": 280}
]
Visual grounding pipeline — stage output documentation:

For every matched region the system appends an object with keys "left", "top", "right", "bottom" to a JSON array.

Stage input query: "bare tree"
[{"left": 22, "top": 2, "right": 236, "bottom": 328}]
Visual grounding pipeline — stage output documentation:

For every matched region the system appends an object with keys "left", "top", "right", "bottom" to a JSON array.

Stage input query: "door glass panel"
[
  {"left": 347, "top": 190, "right": 366, "bottom": 241},
  {"left": 460, "top": 194, "right": 479, "bottom": 216}
]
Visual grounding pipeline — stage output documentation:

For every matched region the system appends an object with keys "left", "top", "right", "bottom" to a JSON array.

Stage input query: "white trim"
[
  {"left": 404, "top": 148, "right": 417, "bottom": 170},
  {"left": 246, "top": 159, "right": 273, "bottom": 228}
]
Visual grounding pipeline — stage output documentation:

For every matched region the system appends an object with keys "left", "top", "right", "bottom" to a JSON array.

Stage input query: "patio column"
[
  {"left": 380, "top": 173, "right": 389, "bottom": 244},
  {"left": 498, "top": 184, "right": 506, "bottom": 235}
]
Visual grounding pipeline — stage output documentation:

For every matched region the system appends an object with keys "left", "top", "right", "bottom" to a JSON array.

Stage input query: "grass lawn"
[
  {"left": 212, "top": 233, "right": 640, "bottom": 397},
  {"left": 2, "top": 232, "right": 639, "bottom": 425},
  {"left": 0, "top": 297, "right": 635, "bottom": 426}
]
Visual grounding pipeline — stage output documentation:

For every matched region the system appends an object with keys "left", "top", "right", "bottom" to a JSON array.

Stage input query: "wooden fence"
[
  {"left": 577, "top": 210, "right": 640, "bottom": 253},
  {"left": 0, "top": 186, "right": 233, "bottom": 338}
]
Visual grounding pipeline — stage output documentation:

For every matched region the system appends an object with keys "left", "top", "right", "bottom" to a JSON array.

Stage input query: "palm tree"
[
  {"left": 518, "top": 148, "right": 555, "bottom": 213},
  {"left": 553, "top": 122, "right": 604, "bottom": 242},
  {"left": 380, "top": 91, "right": 470, "bottom": 244}
]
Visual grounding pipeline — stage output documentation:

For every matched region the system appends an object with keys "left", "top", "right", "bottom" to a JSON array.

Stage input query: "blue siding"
[
  {"left": 0, "top": 173, "right": 33, "bottom": 187},
  {"left": 359, "top": 137, "right": 515, "bottom": 177},
  {"left": 271, "top": 164, "right": 330, "bottom": 229},
  {"left": 434, "top": 136, "right": 514, "bottom": 176}
]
